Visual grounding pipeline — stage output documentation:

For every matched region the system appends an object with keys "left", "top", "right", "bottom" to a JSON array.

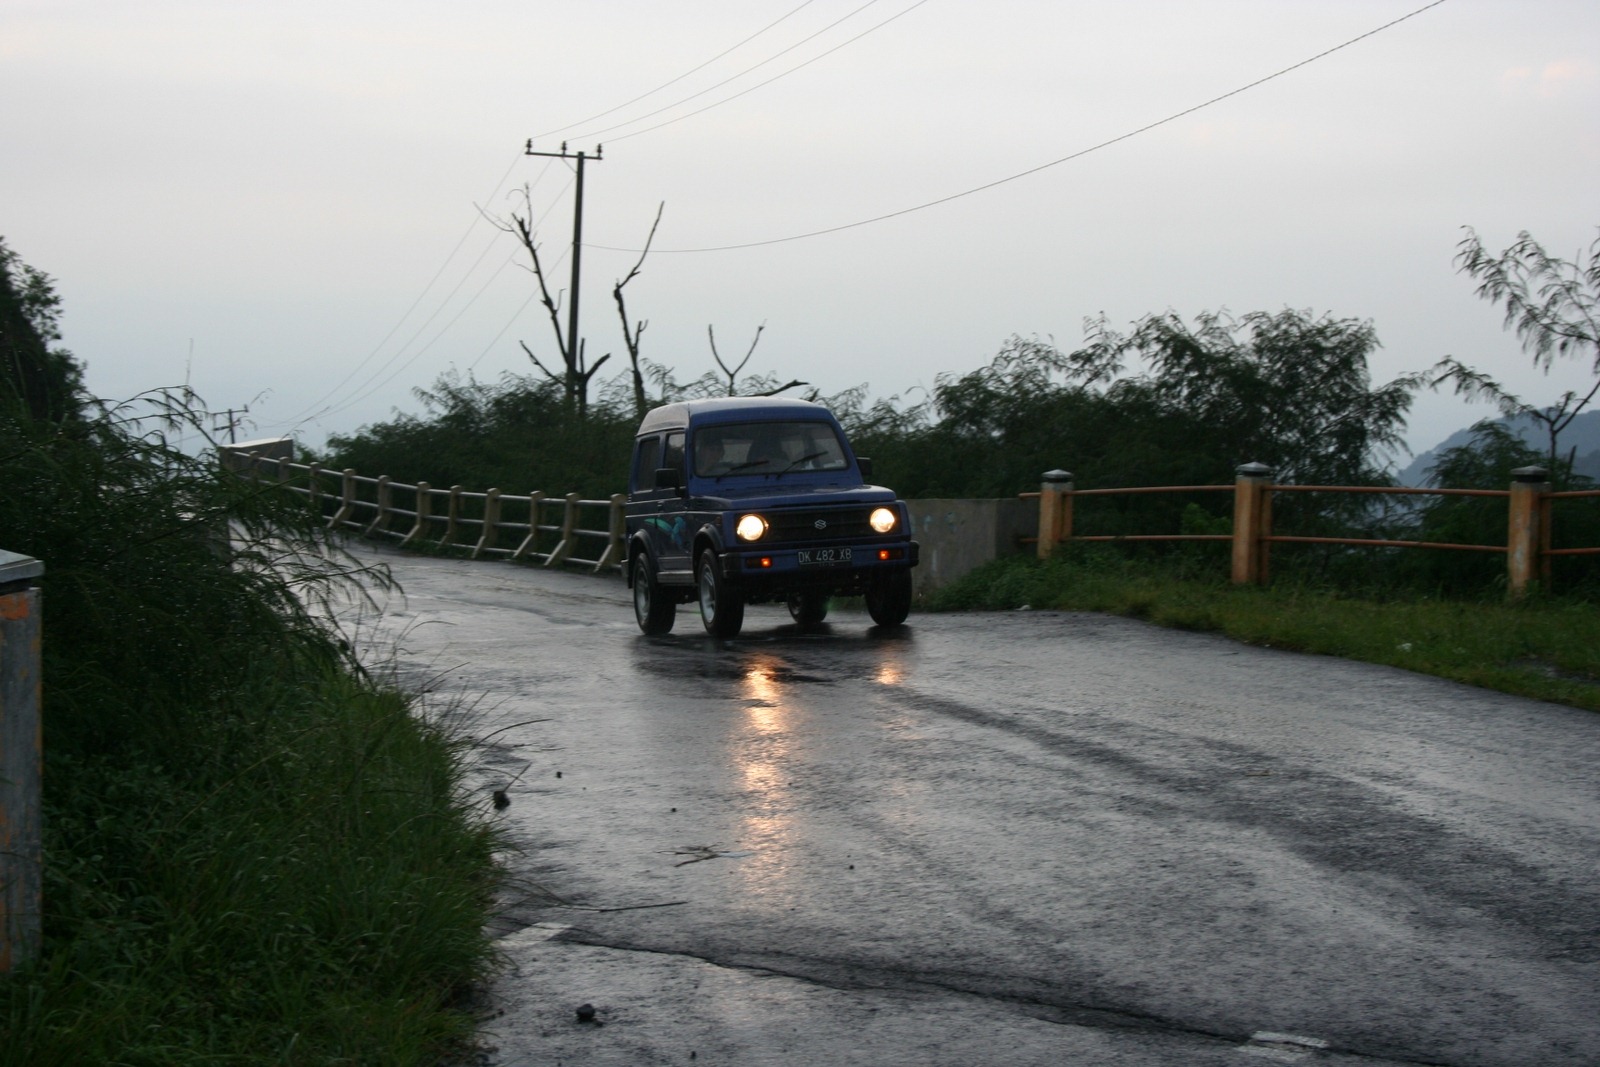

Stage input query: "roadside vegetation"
[
  {"left": 1, "top": 239, "right": 499, "bottom": 1065},
  {"left": 928, "top": 547, "right": 1600, "bottom": 712}
]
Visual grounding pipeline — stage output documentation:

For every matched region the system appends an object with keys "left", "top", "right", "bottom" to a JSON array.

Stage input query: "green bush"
[{"left": 1, "top": 243, "right": 499, "bottom": 1065}]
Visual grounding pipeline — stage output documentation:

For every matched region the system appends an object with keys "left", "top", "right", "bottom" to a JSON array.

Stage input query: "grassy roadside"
[
  {"left": 926, "top": 552, "right": 1600, "bottom": 712},
  {"left": 1, "top": 386, "right": 502, "bottom": 1065},
  {"left": 2, "top": 666, "right": 500, "bottom": 1067}
]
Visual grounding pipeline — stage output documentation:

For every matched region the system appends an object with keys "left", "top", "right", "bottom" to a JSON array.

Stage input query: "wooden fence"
[
  {"left": 226, "top": 449, "right": 626, "bottom": 572},
  {"left": 1026, "top": 463, "right": 1600, "bottom": 597}
]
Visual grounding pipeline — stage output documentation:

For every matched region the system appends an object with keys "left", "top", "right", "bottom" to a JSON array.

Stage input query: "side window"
[
  {"left": 632, "top": 435, "right": 662, "bottom": 492},
  {"left": 663, "top": 431, "right": 686, "bottom": 481}
]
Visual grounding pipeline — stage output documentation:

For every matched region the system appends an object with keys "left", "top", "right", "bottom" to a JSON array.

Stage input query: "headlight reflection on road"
[
  {"left": 731, "top": 653, "right": 803, "bottom": 902},
  {"left": 873, "top": 644, "right": 907, "bottom": 686}
]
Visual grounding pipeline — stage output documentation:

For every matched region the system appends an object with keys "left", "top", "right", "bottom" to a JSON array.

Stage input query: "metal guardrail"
[{"left": 1024, "top": 464, "right": 1600, "bottom": 597}]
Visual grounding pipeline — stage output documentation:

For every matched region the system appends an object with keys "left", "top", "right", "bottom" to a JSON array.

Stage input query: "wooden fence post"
[
  {"left": 0, "top": 550, "right": 43, "bottom": 974},
  {"left": 1507, "top": 466, "right": 1549, "bottom": 598},
  {"left": 1232, "top": 462, "right": 1274, "bottom": 585},
  {"left": 1036, "top": 470, "right": 1074, "bottom": 559},
  {"left": 473, "top": 489, "right": 502, "bottom": 559}
]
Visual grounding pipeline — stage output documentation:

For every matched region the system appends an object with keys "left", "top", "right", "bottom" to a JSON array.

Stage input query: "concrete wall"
[{"left": 906, "top": 498, "right": 1035, "bottom": 597}]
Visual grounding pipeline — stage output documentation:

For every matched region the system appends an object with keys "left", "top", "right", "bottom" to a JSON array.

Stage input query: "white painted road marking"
[{"left": 1238, "top": 1031, "right": 1330, "bottom": 1061}]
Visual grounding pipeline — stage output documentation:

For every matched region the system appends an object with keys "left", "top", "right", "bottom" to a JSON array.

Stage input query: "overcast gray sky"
[{"left": 4, "top": 1, "right": 1597, "bottom": 465}]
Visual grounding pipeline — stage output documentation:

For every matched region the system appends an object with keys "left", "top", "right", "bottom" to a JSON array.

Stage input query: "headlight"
[
  {"left": 736, "top": 514, "right": 768, "bottom": 541},
  {"left": 869, "top": 507, "right": 898, "bottom": 534}
]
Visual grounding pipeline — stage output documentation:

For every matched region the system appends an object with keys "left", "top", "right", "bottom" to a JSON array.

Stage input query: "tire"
[
  {"left": 632, "top": 553, "right": 676, "bottom": 635},
  {"left": 697, "top": 551, "right": 745, "bottom": 637},
  {"left": 787, "top": 592, "right": 829, "bottom": 626},
  {"left": 865, "top": 568, "right": 912, "bottom": 627}
]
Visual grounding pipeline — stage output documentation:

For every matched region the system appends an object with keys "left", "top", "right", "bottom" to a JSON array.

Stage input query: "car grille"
[{"left": 762, "top": 507, "right": 879, "bottom": 543}]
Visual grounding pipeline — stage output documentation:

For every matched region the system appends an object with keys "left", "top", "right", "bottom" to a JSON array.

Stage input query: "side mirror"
[
  {"left": 654, "top": 467, "right": 683, "bottom": 492},
  {"left": 856, "top": 456, "right": 873, "bottom": 480}
]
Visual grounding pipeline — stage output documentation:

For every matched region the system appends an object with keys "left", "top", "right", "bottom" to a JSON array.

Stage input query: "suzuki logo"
[{"left": 813, "top": 519, "right": 828, "bottom": 529}]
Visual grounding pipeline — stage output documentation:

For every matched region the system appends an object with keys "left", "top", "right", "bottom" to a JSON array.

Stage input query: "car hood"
[{"left": 687, "top": 482, "right": 899, "bottom": 509}]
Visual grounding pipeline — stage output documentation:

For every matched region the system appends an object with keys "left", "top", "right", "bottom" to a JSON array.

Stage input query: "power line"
[
  {"left": 304, "top": 194, "right": 577, "bottom": 425},
  {"left": 264, "top": 166, "right": 572, "bottom": 430},
  {"left": 272, "top": 2, "right": 930, "bottom": 431},
  {"left": 315, "top": 249, "right": 532, "bottom": 418},
  {"left": 267, "top": 153, "right": 533, "bottom": 428},
  {"left": 468, "top": 291, "right": 540, "bottom": 372},
  {"left": 556, "top": 0, "right": 908, "bottom": 144},
  {"left": 597, "top": 0, "right": 1451, "bottom": 254},
  {"left": 536, "top": 0, "right": 820, "bottom": 139}
]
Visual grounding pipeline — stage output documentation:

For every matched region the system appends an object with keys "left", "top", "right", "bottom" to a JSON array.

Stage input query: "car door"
[
  {"left": 653, "top": 431, "right": 691, "bottom": 578},
  {"left": 628, "top": 430, "right": 691, "bottom": 580}
]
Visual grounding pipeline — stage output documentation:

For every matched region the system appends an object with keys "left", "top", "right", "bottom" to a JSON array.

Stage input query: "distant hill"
[{"left": 1397, "top": 409, "right": 1600, "bottom": 486}]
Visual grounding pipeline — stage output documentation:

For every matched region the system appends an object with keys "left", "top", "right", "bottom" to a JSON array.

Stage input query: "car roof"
[{"left": 635, "top": 396, "right": 834, "bottom": 435}]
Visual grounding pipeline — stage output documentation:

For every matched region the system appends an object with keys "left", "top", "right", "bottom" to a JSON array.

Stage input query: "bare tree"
[
  {"left": 707, "top": 322, "right": 805, "bottom": 397},
  {"left": 486, "top": 185, "right": 609, "bottom": 419},
  {"left": 613, "top": 202, "right": 664, "bottom": 421}
]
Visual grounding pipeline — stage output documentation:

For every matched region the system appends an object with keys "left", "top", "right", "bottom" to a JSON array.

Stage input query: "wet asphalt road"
[{"left": 352, "top": 547, "right": 1600, "bottom": 1067}]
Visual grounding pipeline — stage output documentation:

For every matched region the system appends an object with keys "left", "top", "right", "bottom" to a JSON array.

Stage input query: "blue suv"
[{"left": 624, "top": 397, "right": 919, "bottom": 637}]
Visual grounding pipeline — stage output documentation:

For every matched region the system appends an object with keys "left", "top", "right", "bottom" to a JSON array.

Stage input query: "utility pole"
[
  {"left": 524, "top": 140, "right": 603, "bottom": 380},
  {"left": 212, "top": 406, "right": 248, "bottom": 444}
]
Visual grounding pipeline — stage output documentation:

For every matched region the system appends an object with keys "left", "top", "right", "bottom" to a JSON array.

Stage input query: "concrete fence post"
[
  {"left": 400, "top": 481, "right": 432, "bottom": 548},
  {"left": 473, "top": 489, "right": 502, "bottom": 559},
  {"left": 1507, "top": 466, "right": 1549, "bottom": 598},
  {"left": 593, "top": 493, "right": 627, "bottom": 572},
  {"left": 512, "top": 491, "right": 547, "bottom": 561},
  {"left": 0, "top": 550, "right": 43, "bottom": 975},
  {"left": 366, "top": 475, "right": 393, "bottom": 538},
  {"left": 442, "top": 485, "right": 464, "bottom": 547},
  {"left": 327, "top": 468, "right": 357, "bottom": 531},
  {"left": 1232, "top": 462, "right": 1274, "bottom": 586},
  {"left": 306, "top": 463, "right": 323, "bottom": 518},
  {"left": 1036, "top": 470, "right": 1074, "bottom": 559},
  {"left": 546, "top": 492, "right": 581, "bottom": 567}
]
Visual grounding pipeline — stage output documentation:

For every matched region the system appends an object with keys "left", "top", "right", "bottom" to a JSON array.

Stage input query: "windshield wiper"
[
  {"left": 714, "top": 458, "right": 770, "bottom": 481},
  {"left": 777, "top": 451, "right": 828, "bottom": 474}
]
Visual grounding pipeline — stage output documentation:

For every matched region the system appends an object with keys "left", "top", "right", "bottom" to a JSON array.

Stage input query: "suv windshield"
[{"left": 693, "top": 420, "right": 850, "bottom": 478}]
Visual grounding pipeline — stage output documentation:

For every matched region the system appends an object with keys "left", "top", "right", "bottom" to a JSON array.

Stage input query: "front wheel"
[
  {"left": 865, "top": 568, "right": 913, "bottom": 627},
  {"left": 633, "top": 553, "right": 676, "bottom": 635},
  {"left": 787, "top": 591, "right": 829, "bottom": 626},
  {"left": 697, "top": 552, "right": 745, "bottom": 637}
]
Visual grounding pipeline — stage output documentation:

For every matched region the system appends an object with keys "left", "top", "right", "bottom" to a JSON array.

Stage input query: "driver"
[{"left": 695, "top": 433, "right": 726, "bottom": 474}]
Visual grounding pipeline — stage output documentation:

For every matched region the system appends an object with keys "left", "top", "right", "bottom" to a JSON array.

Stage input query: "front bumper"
[{"left": 717, "top": 539, "right": 918, "bottom": 597}]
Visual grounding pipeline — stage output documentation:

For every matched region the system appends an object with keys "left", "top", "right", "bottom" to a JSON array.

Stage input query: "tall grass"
[
  {"left": 0, "top": 389, "right": 501, "bottom": 1065},
  {"left": 929, "top": 547, "right": 1600, "bottom": 711}
]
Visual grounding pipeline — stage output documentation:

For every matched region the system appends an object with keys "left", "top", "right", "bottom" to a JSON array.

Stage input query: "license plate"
[{"left": 797, "top": 547, "right": 852, "bottom": 566}]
